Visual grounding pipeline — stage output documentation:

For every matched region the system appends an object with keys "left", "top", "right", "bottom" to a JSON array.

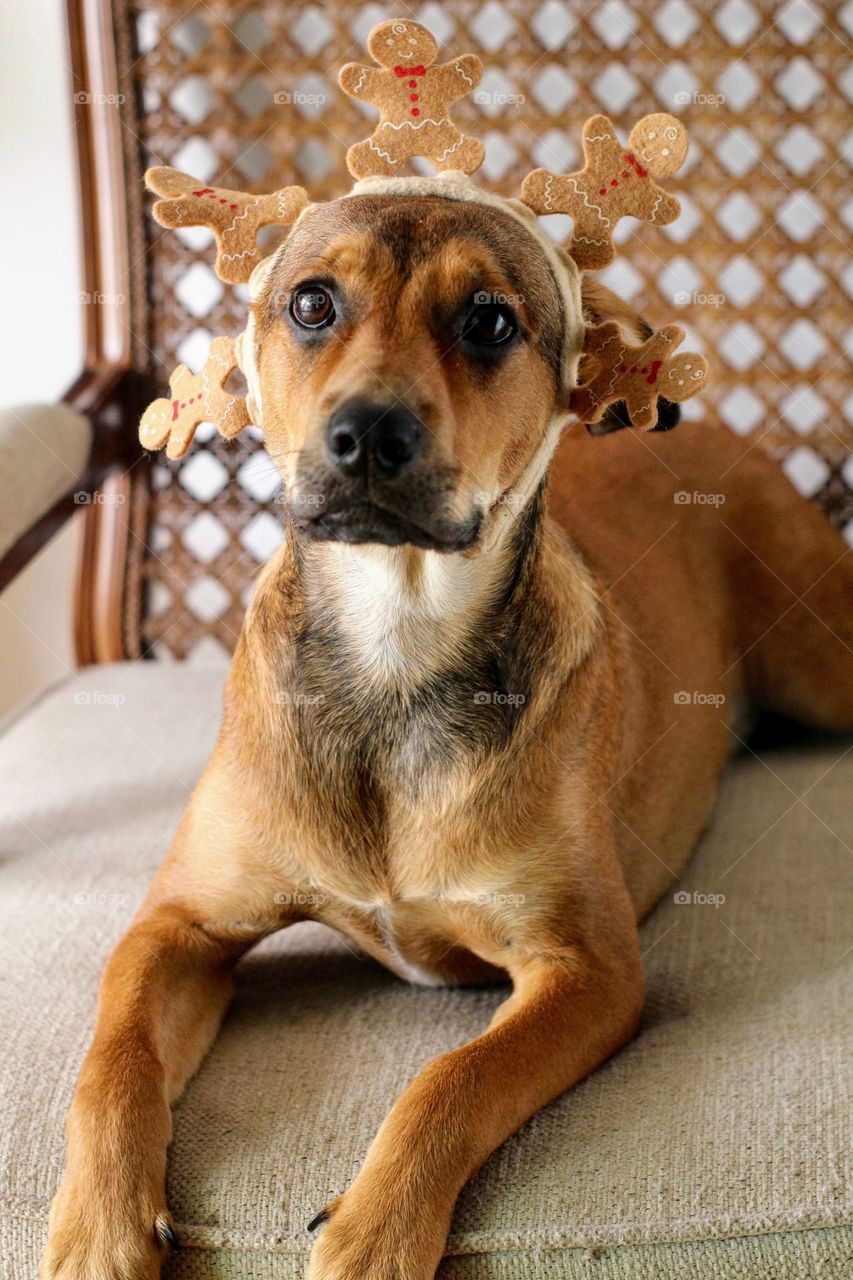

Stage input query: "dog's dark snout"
[{"left": 325, "top": 400, "right": 424, "bottom": 479}]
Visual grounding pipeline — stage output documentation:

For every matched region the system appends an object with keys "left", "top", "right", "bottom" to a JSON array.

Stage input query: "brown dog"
[{"left": 41, "top": 193, "right": 853, "bottom": 1279}]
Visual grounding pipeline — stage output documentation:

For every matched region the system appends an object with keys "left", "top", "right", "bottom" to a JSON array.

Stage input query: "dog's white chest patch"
[{"left": 322, "top": 543, "right": 504, "bottom": 690}]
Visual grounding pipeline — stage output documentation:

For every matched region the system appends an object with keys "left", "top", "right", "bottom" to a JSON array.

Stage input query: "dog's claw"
[
  {"left": 307, "top": 1208, "right": 330, "bottom": 1232},
  {"left": 155, "top": 1214, "right": 181, "bottom": 1253}
]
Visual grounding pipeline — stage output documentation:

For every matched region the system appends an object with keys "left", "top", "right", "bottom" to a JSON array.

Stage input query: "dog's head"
[{"left": 244, "top": 192, "right": 588, "bottom": 553}]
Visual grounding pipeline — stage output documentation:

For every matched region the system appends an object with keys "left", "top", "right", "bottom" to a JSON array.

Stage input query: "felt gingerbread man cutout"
[
  {"left": 571, "top": 322, "right": 709, "bottom": 432},
  {"left": 139, "top": 337, "right": 251, "bottom": 460},
  {"left": 145, "top": 167, "right": 308, "bottom": 284},
  {"left": 339, "top": 19, "right": 485, "bottom": 179},
  {"left": 522, "top": 113, "right": 688, "bottom": 270}
]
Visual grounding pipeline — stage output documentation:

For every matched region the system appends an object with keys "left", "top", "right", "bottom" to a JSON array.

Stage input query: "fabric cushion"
[
  {"left": 0, "top": 403, "right": 92, "bottom": 558},
  {"left": 0, "top": 663, "right": 850, "bottom": 1278}
]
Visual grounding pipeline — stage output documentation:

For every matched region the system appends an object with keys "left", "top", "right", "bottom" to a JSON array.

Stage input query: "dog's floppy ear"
[{"left": 578, "top": 277, "right": 684, "bottom": 435}]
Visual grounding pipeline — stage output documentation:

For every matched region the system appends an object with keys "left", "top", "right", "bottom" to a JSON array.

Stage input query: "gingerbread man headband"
[{"left": 140, "top": 16, "right": 708, "bottom": 459}]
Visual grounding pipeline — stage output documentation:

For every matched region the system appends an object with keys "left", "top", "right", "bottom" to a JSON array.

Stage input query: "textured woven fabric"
[{"left": 0, "top": 663, "right": 850, "bottom": 1277}]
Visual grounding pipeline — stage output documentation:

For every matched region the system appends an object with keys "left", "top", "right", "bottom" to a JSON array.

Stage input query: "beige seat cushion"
[{"left": 1, "top": 663, "right": 850, "bottom": 1278}]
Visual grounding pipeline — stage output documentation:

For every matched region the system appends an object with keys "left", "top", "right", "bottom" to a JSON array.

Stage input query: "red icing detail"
[
  {"left": 410, "top": 93, "right": 419, "bottom": 101},
  {"left": 409, "top": 79, "right": 416, "bottom": 87},
  {"left": 230, "top": 203, "right": 237, "bottom": 209},
  {"left": 647, "top": 360, "right": 663, "bottom": 385},
  {"left": 599, "top": 187, "right": 607, "bottom": 195},
  {"left": 610, "top": 179, "right": 617, "bottom": 186},
  {"left": 625, "top": 153, "right": 635, "bottom": 164},
  {"left": 617, "top": 363, "right": 626, "bottom": 373},
  {"left": 637, "top": 165, "right": 648, "bottom": 178},
  {"left": 192, "top": 188, "right": 215, "bottom": 197},
  {"left": 641, "top": 366, "right": 648, "bottom": 373},
  {"left": 411, "top": 107, "right": 420, "bottom": 116},
  {"left": 395, "top": 64, "right": 426, "bottom": 77},
  {"left": 171, "top": 399, "right": 180, "bottom": 421}
]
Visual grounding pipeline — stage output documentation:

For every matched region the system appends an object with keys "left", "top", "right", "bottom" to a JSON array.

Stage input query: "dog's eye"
[
  {"left": 462, "top": 303, "right": 517, "bottom": 347},
  {"left": 290, "top": 285, "right": 336, "bottom": 330}
]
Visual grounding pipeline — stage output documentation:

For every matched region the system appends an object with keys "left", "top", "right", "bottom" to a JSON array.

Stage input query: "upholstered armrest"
[{"left": 0, "top": 403, "right": 92, "bottom": 561}]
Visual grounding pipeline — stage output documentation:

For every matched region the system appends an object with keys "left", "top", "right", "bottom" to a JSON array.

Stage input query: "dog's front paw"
[
  {"left": 305, "top": 1192, "right": 445, "bottom": 1280},
  {"left": 40, "top": 1178, "right": 178, "bottom": 1280}
]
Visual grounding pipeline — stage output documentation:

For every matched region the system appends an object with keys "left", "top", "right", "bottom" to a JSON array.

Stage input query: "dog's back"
[{"left": 553, "top": 418, "right": 853, "bottom": 727}]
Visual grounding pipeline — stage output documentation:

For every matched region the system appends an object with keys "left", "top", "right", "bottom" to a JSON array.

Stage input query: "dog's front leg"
[
  {"left": 307, "top": 894, "right": 644, "bottom": 1280},
  {"left": 39, "top": 896, "right": 275, "bottom": 1279}
]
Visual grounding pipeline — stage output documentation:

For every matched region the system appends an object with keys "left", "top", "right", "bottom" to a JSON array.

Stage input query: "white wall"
[{"left": 0, "top": 0, "right": 84, "bottom": 717}]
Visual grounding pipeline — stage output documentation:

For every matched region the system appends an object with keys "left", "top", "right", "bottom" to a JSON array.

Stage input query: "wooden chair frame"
[{"left": 0, "top": 0, "right": 144, "bottom": 664}]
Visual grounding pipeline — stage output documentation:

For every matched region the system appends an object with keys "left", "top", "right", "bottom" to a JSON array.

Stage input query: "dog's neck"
[
  {"left": 298, "top": 509, "right": 535, "bottom": 694},
  {"left": 240, "top": 480, "right": 600, "bottom": 784},
  {"left": 282, "top": 482, "right": 597, "bottom": 711}
]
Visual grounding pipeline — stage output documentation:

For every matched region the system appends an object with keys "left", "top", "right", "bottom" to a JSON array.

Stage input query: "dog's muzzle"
[{"left": 288, "top": 399, "right": 480, "bottom": 552}]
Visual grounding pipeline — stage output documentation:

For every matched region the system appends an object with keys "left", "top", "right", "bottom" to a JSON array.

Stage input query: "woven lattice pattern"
[{"left": 126, "top": 0, "right": 853, "bottom": 659}]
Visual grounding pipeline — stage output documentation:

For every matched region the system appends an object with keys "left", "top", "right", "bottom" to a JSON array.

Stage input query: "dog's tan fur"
[{"left": 42, "top": 196, "right": 853, "bottom": 1279}]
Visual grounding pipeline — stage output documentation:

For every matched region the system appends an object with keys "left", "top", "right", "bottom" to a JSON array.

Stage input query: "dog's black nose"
[{"left": 325, "top": 401, "right": 423, "bottom": 479}]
